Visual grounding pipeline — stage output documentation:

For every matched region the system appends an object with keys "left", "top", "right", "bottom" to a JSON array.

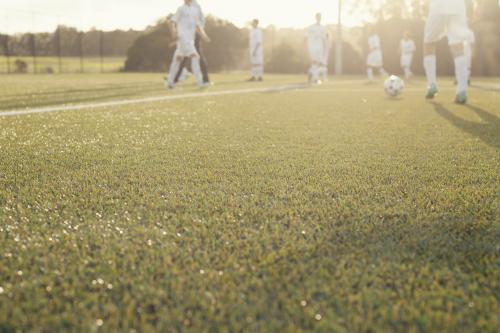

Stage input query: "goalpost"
[{"left": 335, "top": 0, "right": 343, "bottom": 76}]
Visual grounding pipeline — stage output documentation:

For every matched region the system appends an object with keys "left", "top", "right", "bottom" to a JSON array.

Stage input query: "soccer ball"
[{"left": 384, "top": 75, "right": 405, "bottom": 98}]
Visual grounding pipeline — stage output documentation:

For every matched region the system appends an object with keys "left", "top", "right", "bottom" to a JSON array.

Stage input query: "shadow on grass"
[
  {"left": 0, "top": 82, "right": 161, "bottom": 100},
  {"left": 0, "top": 91, "right": 151, "bottom": 111},
  {"left": 431, "top": 102, "right": 500, "bottom": 150}
]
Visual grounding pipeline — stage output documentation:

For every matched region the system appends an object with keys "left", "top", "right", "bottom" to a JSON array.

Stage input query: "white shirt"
[
  {"left": 400, "top": 39, "right": 416, "bottom": 54},
  {"left": 465, "top": 29, "right": 475, "bottom": 44},
  {"left": 250, "top": 28, "right": 263, "bottom": 52},
  {"left": 429, "top": 0, "right": 466, "bottom": 17},
  {"left": 171, "top": 4, "right": 201, "bottom": 43},
  {"left": 306, "top": 24, "right": 328, "bottom": 49},
  {"left": 368, "top": 34, "right": 381, "bottom": 52}
]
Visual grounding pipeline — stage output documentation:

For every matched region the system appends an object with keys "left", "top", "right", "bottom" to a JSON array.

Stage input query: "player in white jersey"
[
  {"left": 248, "top": 19, "right": 264, "bottom": 82},
  {"left": 423, "top": 0, "right": 471, "bottom": 104},
  {"left": 464, "top": 28, "right": 475, "bottom": 84},
  {"left": 366, "top": 26, "right": 386, "bottom": 82},
  {"left": 306, "top": 13, "right": 329, "bottom": 84},
  {"left": 399, "top": 31, "right": 416, "bottom": 80},
  {"left": 166, "top": 0, "right": 210, "bottom": 89}
]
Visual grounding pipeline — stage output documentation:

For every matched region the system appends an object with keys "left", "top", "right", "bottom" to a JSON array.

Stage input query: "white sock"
[
  {"left": 251, "top": 66, "right": 257, "bottom": 78},
  {"left": 404, "top": 67, "right": 411, "bottom": 79},
  {"left": 257, "top": 66, "right": 264, "bottom": 79},
  {"left": 167, "top": 56, "right": 181, "bottom": 85},
  {"left": 367, "top": 68, "right": 374, "bottom": 81},
  {"left": 454, "top": 55, "right": 468, "bottom": 93},
  {"left": 380, "top": 68, "right": 387, "bottom": 76},
  {"left": 424, "top": 55, "right": 437, "bottom": 87},
  {"left": 311, "top": 64, "right": 319, "bottom": 82},
  {"left": 191, "top": 57, "right": 203, "bottom": 87}
]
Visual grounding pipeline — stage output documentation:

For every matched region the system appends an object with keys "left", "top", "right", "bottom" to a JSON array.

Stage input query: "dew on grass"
[
  {"left": 315, "top": 314, "right": 322, "bottom": 321},
  {"left": 0, "top": 287, "right": 4, "bottom": 294},
  {"left": 300, "top": 300, "right": 307, "bottom": 307},
  {"left": 96, "top": 319, "right": 104, "bottom": 327},
  {"left": 17, "top": 270, "right": 23, "bottom": 276}
]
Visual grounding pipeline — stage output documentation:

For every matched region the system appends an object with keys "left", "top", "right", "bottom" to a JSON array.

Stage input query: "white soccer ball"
[{"left": 384, "top": 75, "right": 405, "bottom": 98}]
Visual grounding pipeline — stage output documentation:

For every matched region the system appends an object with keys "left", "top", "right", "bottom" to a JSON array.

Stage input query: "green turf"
[
  {"left": 0, "top": 56, "right": 125, "bottom": 74},
  {"left": 0, "top": 74, "right": 498, "bottom": 332}
]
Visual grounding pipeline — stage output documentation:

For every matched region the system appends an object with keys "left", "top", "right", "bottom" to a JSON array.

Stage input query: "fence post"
[
  {"left": 56, "top": 26, "right": 62, "bottom": 73},
  {"left": 335, "top": 0, "right": 343, "bottom": 76},
  {"left": 31, "top": 12, "right": 37, "bottom": 74},
  {"left": 5, "top": 35, "right": 11, "bottom": 74},
  {"left": 79, "top": 31, "right": 84, "bottom": 73},
  {"left": 99, "top": 30, "right": 104, "bottom": 73}
]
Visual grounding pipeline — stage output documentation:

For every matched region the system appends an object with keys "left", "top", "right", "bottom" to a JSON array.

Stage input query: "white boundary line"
[
  {"left": 0, "top": 82, "right": 494, "bottom": 118},
  {"left": 0, "top": 84, "right": 307, "bottom": 118}
]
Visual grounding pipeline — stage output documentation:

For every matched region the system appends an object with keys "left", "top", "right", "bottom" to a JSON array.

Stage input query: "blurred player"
[
  {"left": 166, "top": 0, "right": 210, "bottom": 89},
  {"left": 366, "top": 26, "right": 386, "bottom": 82},
  {"left": 248, "top": 19, "right": 264, "bottom": 82},
  {"left": 399, "top": 31, "right": 416, "bottom": 80},
  {"left": 464, "top": 28, "right": 475, "bottom": 84},
  {"left": 423, "top": 0, "right": 471, "bottom": 104},
  {"left": 319, "top": 31, "right": 331, "bottom": 81},
  {"left": 173, "top": 0, "right": 211, "bottom": 85},
  {"left": 306, "top": 13, "right": 328, "bottom": 84}
]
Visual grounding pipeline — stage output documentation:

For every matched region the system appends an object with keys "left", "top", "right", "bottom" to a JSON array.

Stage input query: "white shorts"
[
  {"left": 401, "top": 54, "right": 413, "bottom": 68},
  {"left": 424, "top": 15, "right": 469, "bottom": 45},
  {"left": 250, "top": 51, "right": 264, "bottom": 66},
  {"left": 367, "top": 50, "right": 383, "bottom": 67},
  {"left": 309, "top": 46, "right": 326, "bottom": 65},
  {"left": 174, "top": 40, "right": 199, "bottom": 58}
]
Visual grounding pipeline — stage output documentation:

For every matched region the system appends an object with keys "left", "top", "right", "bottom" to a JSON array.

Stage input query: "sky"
[{"left": 0, "top": 0, "right": 368, "bottom": 33}]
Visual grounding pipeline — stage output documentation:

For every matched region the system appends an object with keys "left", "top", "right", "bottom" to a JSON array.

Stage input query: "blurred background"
[{"left": 0, "top": 0, "right": 499, "bottom": 76}]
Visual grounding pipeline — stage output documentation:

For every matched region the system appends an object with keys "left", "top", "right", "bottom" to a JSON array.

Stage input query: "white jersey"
[
  {"left": 400, "top": 39, "right": 416, "bottom": 54},
  {"left": 429, "top": 0, "right": 466, "bottom": 17},
  {"left": 171, "top": 4, "right": 202, "bottom": 44},
  {"left": 368, "top": 34, "right": 381, "bottom": 51},
  {"left": 306, "top": 24, "right": 328, "bottom": 50},
  {"left": 249, "top": 28, "right": 263, "bottom": 52},
  {"left": 465, "top": 29, "right": 475, "bottom": 44}
]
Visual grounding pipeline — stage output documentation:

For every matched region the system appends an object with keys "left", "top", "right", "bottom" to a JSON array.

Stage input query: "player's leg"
[
  {"left": 256, "top": 53, "right": 264, "bottom": 80},
  {"left": 448, "top": 16, "right": 470, "bottom": 104},
  {"left": 423, "top": 15, "right": 444, "bottom": 99},
  {"left": 450, "top": 42, "right": 468, "bottom": 103},
  {"left": 167, "top": 50, "right": 183, "bottom": 89},
  {"left": 174, "top": 57, "right": 188, "bottom": 84},
  {"left": 190, "top": 53, "right": 205, "bottom": 88},
  {"left": 195, "top": 34, "right": 210, "bottom": 84},
  {"left": 311, "top": 62, "right": 320, "bottom": 83},
  {"left": 367, "top": 66, "right": 374, "bottom": 82}
]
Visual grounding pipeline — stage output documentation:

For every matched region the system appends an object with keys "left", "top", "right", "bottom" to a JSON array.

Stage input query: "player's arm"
[
  {"left": 168, "top": 19, "right": 178, "bottom": 48},
  {"left": 197, "top": 25, "right": 210, "bottom": 43}
]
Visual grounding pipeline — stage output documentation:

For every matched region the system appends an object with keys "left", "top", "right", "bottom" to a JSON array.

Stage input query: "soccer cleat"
[
  {"left": 199, "top": 82, "right": 211, "bottom": 89},
  {"left": 454, "top": 91, "right": 468, "bottom": 105},
  {"left": 164, "top": 80, "right": 175, "bottom": 90},
  {"left": 247, "top": 77, "right": 256, "bottom": 82},
  {"left": 258, "top": 77, "right": 263, "bottom": 82},
  {"left": 425, "top": 84, "right": 438, "bottom": 99}
]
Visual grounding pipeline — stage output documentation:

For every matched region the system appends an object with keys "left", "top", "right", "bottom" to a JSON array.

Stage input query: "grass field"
[
  {"left": 0, "top": 56, "right": 125, "bottom": 74},
  {"left": 0, "top": 73, "right": 499, "bottom": 332}
]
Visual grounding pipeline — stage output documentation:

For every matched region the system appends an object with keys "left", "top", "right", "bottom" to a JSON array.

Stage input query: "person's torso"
[
  {"left": 368, "top": 35, "right": 380, "bottom": 51},
  {"left": 401, "top": 39, "right": 415, "bottom": 53},
  {"left": 307, "top": 24, "right": 327, "bottom": 45},
  {"left": 176, "top": 5, "right": 200, "bottom": 40},
  {"left": 429, "top": 0, "right": 466, "bottom": 17},
  {"left": 250, "top": 29, "right": 263, "bottom": 47}
]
